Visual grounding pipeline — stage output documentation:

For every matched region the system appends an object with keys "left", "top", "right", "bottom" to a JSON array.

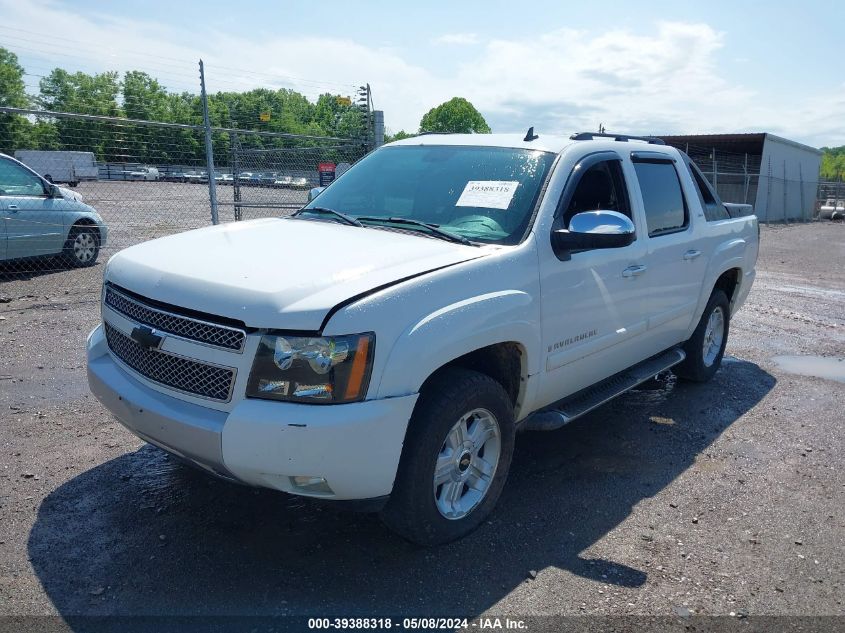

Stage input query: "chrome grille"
[
  {"left": 105, "top": 286, "right": 246, "bottom": 352},
  {"left": 105, "top": 323, "right": 235, "bottom": 401}
]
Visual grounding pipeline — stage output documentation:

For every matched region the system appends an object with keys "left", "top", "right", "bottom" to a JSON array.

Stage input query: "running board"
[{"left": 522, "top": 348, "right": 686, "bottom": 432}]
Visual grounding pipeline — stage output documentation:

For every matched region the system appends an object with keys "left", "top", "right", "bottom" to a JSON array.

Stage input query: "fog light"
[{"left": 290, "top": 475, "right": 333, "bottom": 495}]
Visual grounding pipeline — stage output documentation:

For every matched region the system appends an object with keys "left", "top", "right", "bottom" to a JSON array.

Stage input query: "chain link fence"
[
  {"left": 229, "top": 135, "right": 367, "bottom": 222},
  {"left": 0, "top": 107, "right": 370, "bottom": 285},
  {"left": 676, "top": 143, "right": 839, "bottom": 223}
]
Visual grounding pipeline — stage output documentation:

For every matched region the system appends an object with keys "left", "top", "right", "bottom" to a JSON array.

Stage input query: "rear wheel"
[
  {"left": 676, "top": 289, "right": 730, "bottom": 382},
  {"left": 381, "top": 367, "right": 515, "bottom": 545},
  {"left": 63, "top": 225, "right": 100, "bottom": 268}
]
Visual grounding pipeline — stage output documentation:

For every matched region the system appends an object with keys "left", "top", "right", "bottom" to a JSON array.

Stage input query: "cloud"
[
  {"left": 452, "top": 22, "right": 753, "bottom": 136},
  {"left": 1, "top": 1, "right": 842, "bottom": 146},
  {"left": 432, "top": 33, "right": 480, "bottom": 46}
]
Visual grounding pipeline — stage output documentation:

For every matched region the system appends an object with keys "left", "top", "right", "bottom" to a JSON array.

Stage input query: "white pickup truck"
[{"left": 87, "top": 131, "right": 758, "bottom": 545}]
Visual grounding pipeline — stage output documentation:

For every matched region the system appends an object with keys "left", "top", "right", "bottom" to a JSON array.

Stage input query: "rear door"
[
  {"left": 0, "top": 156, "right": 68, "bottom": 259},
  {"left": 630, "top": 152, "right": 707, "bottom": 347}
]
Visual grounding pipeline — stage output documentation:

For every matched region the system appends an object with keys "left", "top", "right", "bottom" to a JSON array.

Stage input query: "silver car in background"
[{"left": 0, "top": 153, "right": 108, "bottom": 267}]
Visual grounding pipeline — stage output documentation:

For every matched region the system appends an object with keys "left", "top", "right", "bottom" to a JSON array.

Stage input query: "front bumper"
[
  {"left": 86, "top": 325, "right": 418, "bottom": 499},
  {"left": 97, "top": 220, "right": 108, "bottom": 248}
]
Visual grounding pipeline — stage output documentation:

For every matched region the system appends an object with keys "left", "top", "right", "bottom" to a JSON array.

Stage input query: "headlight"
[{"left": 246, "top": 333, "right": 375, "bottom": 404}]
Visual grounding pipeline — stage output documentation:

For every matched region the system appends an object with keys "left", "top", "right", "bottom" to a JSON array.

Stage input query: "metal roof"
[{"left": 657, "top": 133, "right": 822, "bottom": 156}]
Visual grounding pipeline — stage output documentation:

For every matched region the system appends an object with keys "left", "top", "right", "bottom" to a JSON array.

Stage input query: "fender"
[
  {"left": 686, "top": 237, "right": 747, "bottom": 338},
  {"left": 375, "top": 289, "right": 541, "bottom": 402}
]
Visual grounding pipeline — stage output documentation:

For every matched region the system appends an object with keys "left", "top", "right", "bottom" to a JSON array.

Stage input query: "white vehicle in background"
[
  {"left": 1, "top": 153, "right": 107, "bottom": 267},
  {"left": 14, "top": 150, "right": 99, "bottom": 187},
  {"left": 87, "top": 130, "right": 758, "bottom": 545},
  {"left": 819, "top": 198, "right": 844, "bottom": 220},
  {"left": 126, "top": 166, "right": 160, "bottom": 181}
]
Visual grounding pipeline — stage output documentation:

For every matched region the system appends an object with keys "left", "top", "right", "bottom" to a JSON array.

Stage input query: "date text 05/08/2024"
[{"left": 307, "top": 617, "right": 528, "bottom": 630}]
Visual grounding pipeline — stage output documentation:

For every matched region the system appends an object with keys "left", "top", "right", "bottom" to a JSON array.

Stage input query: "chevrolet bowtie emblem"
[{"left": 130, "top": 325, "right": 164, "bottom": 350}]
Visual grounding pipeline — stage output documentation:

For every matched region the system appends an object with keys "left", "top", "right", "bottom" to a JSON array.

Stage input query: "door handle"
[
  {"left": 683, "top": 249, "right": 702, "bottom": 260},
  {"left": 7, "top": 205, "right": 18, "bottom": 211},
  {"left": 622, "top": 264, "right": 648, "bottom": 278}
]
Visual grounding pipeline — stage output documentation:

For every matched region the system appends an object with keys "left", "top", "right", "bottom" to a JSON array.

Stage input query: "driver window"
[
  {"left": 0, "top": 158, "right": 46, "bottom": 197},
  {"left": 564, "top": 160, "right": 631, "bottom": 227}
]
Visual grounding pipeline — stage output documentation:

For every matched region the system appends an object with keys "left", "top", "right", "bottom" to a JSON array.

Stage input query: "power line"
[{"left": 0, "top": 26, "right": 360, "bottom": 91}]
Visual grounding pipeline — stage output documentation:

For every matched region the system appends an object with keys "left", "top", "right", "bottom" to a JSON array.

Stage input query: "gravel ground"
[
  {"left": 0, "top": 221, "right": 843, "bottom": 624},
  {"left": 1, "top": 180, "right": 306, "bottom": 278}
]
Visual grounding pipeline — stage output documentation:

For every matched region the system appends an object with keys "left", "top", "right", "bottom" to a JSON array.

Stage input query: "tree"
[
  {"left": 419, "top": 97, "right": 490, "bottom": 134},
  {"left": 123, "top": 71, "right": 169, "bottom": 121},
  {"left": 0, "top": 47, "right": 27, "bottom": 109},
  {"left": 0, "top": 47, "right": 30, "bottom": 153},
  {"left": 0, "top": 50, "right": 371, "bottom": 163},
  {"left": 385, "top": 129, "right": 415, "bottom": 143},
  {"left": 38, "top": 69, "right": 122, "bottom": 159},
  {"left": 821, "top": 146, "right": 845, "bottom": 180}
]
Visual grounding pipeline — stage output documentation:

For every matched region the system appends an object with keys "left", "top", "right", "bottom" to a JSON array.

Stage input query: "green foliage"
[
  {"left": 419, "top": 97, "right": 490, "bottom": 134},
  {"left": 821, "top": 146, "right": 845, "bottom": 180},
  {"left": 0, "top": 48, "right": 27, "bottom": 109},
  {"left": 0, "top": 46, "right": 369, "bottom": 164},
  {"left": 385, "top": 129, "right": 416, "bottom": 143},
  {"left": 0, "top": 48, "right": 29, "bottom": 154}
]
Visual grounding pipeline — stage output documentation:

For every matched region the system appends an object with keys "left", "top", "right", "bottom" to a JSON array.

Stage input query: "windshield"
[{"left": 301, "top": 145, "right": 556, "bottom": 245}]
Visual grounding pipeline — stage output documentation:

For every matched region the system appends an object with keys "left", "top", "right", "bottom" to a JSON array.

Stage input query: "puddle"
[
  {"left": 624, "top": 371, "right": 677, "bottom": 406},
  {"left": 772, "top": 355, "right": 845, "bottom": 383}
]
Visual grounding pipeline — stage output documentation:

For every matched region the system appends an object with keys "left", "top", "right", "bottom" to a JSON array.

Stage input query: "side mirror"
[
  {"left": 551, "top": 210, "right": 635, "bottom": 256},
  {"left": 45, "top": 182, "right": 62, "bottom": 198},
  {"left": 308, "top": 186, "right": 325, "bottom": 202}
]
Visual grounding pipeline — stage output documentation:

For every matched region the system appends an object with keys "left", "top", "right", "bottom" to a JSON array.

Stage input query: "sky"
[{"left": 1, "top": 0, "right": 844, "bottom": 147}]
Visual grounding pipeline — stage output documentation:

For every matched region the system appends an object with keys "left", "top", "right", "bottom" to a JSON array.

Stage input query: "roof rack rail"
[{"left": 570, "top": 132, "right": 665, "bottom": 145}]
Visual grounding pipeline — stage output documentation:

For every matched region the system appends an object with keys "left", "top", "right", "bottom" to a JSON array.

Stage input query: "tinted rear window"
[{"left": 633, "top": 161, "right": 688, "bottom": 236}]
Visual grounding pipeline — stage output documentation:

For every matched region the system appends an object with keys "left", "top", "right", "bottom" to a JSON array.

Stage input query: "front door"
[
  {"left": 535, "top": 154, "right": 650, "bottom": 408},
  {"left": 0, "top": 157, "right": 67, "bottom": 259},
  {"left": 0, "top": 216, "right": 7, "bottom": 261}
]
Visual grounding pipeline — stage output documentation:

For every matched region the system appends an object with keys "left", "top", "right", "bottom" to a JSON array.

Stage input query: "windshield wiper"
[
  {"left": 356, "top": 216, "right": 473, "bottom": 246},
  {"left": 294, "top": 206, "right": 363, "bottom": 227}
]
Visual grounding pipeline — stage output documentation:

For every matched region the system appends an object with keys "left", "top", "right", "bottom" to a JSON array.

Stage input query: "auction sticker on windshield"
[{"left": 456, "top": 180, "right": 519, "bottom": 210}]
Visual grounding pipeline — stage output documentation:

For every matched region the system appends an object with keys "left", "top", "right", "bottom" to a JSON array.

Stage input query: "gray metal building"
[{"left": 659, "top": 133, "right": 822, "bottom": 222}]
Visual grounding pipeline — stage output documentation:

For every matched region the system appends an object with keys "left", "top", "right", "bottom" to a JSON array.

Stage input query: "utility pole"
[
  {"left": 357, "top": 84, "right": 373, "bottom": 151},
  {"left": 199, "top": 60, "right": 219, "bottom": 225}
]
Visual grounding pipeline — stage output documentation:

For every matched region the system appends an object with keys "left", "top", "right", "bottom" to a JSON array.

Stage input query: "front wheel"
[
  {"left": 676, "top": 289, "right": 730, "bottom": 382},
  {"left": 381, "top": 367, "right": 515, "bottom": 546},
  {"left": 63, "top": 225, "right": 100, "bottom": 268}
]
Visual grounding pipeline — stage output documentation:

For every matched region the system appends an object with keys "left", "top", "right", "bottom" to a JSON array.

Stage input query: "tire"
[
  {"left": 380, "top": 367, "right": 515, "bottom": 546},
  {"left": 63, "top": 225, "right": 100, "bottom": 268},
  {"left": 676, "top": 289, "right": 730, "bottom": 382}
]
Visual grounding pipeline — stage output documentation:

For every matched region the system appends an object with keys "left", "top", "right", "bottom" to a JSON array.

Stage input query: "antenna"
[{"left": 524, "top": 126, "right": 539, "bottom": 142}]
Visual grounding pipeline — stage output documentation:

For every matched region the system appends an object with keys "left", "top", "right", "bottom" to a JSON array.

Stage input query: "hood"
[
  {"left": 106, "top": 217, "right": 485, "bottom": 330},
  {"left": 58, "top": 186, "right": 83, "bottom": 202}
]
